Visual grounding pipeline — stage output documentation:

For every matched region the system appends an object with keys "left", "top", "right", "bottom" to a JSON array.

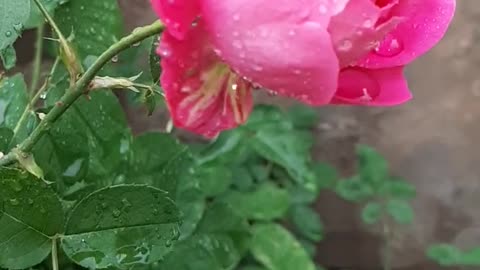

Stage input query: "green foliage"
[
  {"left": 0, "top": 0, "right": 30, "bottom": 51},
  {"left": 0, "top": 0, "right": 427, "bottom": 269},
  {"left": 62, "top": 185, "right": 180, "bottom": 269},
  {"left": 25, "top": 0, "right": 69, "bottom": 29},
  {"left": 0, "top": 168, "right": 62, "bottom": 269},
  {"left": 0, "top": 45, "right": 17, "bottom": 70},
  {"left": 427, "top": 244, "right": 480, "bottom": 266},
  {"left": 250, "top": 224, "right": 316, "bottom": 270},
  {"left": 55, "top": 0, "right": 123, "bottom": 58},
  {"left": 335, "top": 145, "right": 416, "bottom": 226}
]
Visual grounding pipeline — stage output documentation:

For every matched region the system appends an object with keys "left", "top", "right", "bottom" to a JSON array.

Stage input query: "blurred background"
[{"left": 12, "top": 0, "right": 478, "bottom": 269}]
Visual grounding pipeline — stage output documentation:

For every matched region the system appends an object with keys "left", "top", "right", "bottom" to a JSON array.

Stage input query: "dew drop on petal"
[{"left": 374, "top": 34, "right": 404, "bottom": 57}]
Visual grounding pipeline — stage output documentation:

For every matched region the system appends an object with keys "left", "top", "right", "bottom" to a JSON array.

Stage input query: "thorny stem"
[
  {"left": 30, "top": 23, "right": 45, "bottom": 93},
  {"left": 32, "top": 0, "right": 69, "bottom": 49},
  {"left": 13, "top": 58, "right": 60, "bottom": 137},
  {"left": 0, "top": 21, "right": 164, "bottom": 166}
]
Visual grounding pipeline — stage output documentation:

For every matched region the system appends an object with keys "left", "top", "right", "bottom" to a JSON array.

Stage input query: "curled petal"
[
  {"left": 331, "top": 66, "right": 412, "bottom": 106},
  {"left": 150, "top": 0, "right": 201, "bottom": 39},
  {"left": 361, "top": 0, "right": 456, "bottom": 68},
  {"left": 201, "top": 0, "right": 341, "bottom": 105},
  {"left": 160, "top": 23, "right": 253, "bottom": 138},
  {"left": 329, "top": 0, "right": 402, "bottom": 67}
]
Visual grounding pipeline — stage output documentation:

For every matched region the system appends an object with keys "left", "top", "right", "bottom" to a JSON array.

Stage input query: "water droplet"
[
  {"left": 27, "top": 198, "right": 34, "bottom": 205},
  {"left": 9, "top": 181, "right": 22, "bottom": 192},
  {"left": 337, "top": 39, "right": 353, "bottom": 52},
  {"left": 165, "top": 240, "right": 172, "bottom": 247},
  {"left": 9, "top": 198, "right": 19, "bottom": 206},
  {"left": 101, "top": 202, "right": 108, "bottom": 209},
  {"left": 5, "top": 31, "right": 12, "bottom": 37},
  {"left": 336, "top": 68, "right": 380, "bottom": 102},
  {"left": 13, "top": 23, "right": 23, "bottom": 33},
  {"left": 374, "top": 34, "right": 404, "bottom": 57},
  {"left": 111, "top": 55, "right": 119, "bottom": 63},
  {"left": 112, "top": 208, "right": 122, "bottom": 218},
  {"left": 122, "top": 198, "right": 132, "bottom": 208}
]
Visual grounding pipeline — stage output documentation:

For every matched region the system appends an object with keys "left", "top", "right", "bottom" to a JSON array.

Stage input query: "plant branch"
[
  {"left": 13, "top": 58, "right": 60, "bottom": 137},
  {"left": 32, "top": 0, "right": 68, "bottom": 48},
  {"left": 51, "top": 238, "right": 59, "bottom": 270},
  {"left": 0, "top": 21, "right": 164, "bottom": 166},
  {"left": 30, "top": 23, "right": 45, "bottom": 93}
]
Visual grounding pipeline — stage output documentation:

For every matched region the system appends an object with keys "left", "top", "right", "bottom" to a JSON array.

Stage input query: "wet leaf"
[
  {"left": 0, "top": 74, "right": 36, "bottom": 142},
  {"left": 0, "top": 168, "right": 63, "bottom": 269},
  {"left": 61, "top": 185, "right": 180, "bottom": 269},
  {"left": 0, "top": 0, "right": 30, "bottom": 51},
  {"left": 55, "top": 0, "right": 123, "bottom": 59},
  {"left": 221, "top": 183, "right": 290, "bottom": 221},
  {"left": 128, "top": 132, "right": 192, "bottom": 195},
  {"left": 250, "top": 224, "right": 316, "bottom": 270},
  {"left": 0, "top": 45, "right": 17, "bottom": 70},
  {"left": 159, "top": 233, "right": 242, "bottom": 270},
  {"left": 25, "top": 0, "right": 69, "bottom": 29}
]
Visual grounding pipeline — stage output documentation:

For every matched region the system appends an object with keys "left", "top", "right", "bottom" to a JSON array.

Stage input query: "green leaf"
[
  {"left": 196, "top": 202, "right": 249, "bottom": 234},
  {"left": 248, "top": 110, "right": 316, "bottom": 191},
  {"left": 250, "top": 224, "right": 316, "bottom": 270},
  {"left": 221, "top": 183, "right": 290, "bottom": 221},
  {"left": 160, "top": 233, "right": 242, "bottom": 270},
  {"left": 290, "top": 205, "right": 324, "bottom": 242},
  {"left": 386, "top": 199, "right": 414, "bottom": 225},
  {"left": 379, "top": 179, "right": 416, "bottom": 200},
  {"left": 287, "top": 105, "right": 318, "bottom": 129},
  {"left": 195, "top": 165, "right": 232, "bottom": 197},
  {"left": 25, "top": 0, "right": 69, "bottom": 29},
  {"left": 55, "top": 0, "right": 123, "bottom": 58},
  {"left": 460, "top": 247, "right": 480, "bottom": 265},
  {"left": 1, "top": 45, "right": 16, "bottom": 70},
  {"left": 313, "top": 163, "right": 338, "bottom": 190},
  {"left": 361, "top": 202, "right": 383, "bottom": 225},
  {"left": 38, "top": 67, "right": 131, "bottom": 193},
  {"left": 129, "top": 132, "right": 192, "bottom": 194},
  {"left": 242, "top": 266, "right": 268, "bottom": 270},
  {"left": 0, "top": 127, "right": 13, "bottom": 152},
  {"left": 335, "top": 177, "right": 374, "bottom": 202},
  {"left": 0, "top": 168, "right": 64, "bottom": 269},
  {"left": 357, "top": 145, "right": 389, "bottom": 187},
  {"left": 231, "top": 166, "right": 255, "bottom": 191},
  {"left": 427, "top": 244, "right": 462, "bottom": 266},
  {"left": 61, "top": 185, "right": 180, "bottom": 269},
  {"left": 149, "top": 36, "right": 161, "bottom": 83},
  {"left": 176, "top": 176, "right": 205, "bottom": 240},
  {"left": 0, "top": 0, "right": 30, "bottom": 51},
  {"left": 0, "top": 74, "right": 29, "bottom": 130},
  {"left": 198, "top": 129, "right": 247, "bottom": 165}
]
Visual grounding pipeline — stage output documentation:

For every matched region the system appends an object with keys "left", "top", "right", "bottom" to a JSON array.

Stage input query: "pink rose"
[{"left": 151, "top": 0, "right": 455, "bottom": 137}]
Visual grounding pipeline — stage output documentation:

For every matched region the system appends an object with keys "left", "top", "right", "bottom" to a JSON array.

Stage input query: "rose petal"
[
  {"left": 329, "top": 0, "right": 402, "bottom": 67},
  {"left": 361, "top": 0, "right": 456, "bottom": 68},
  {"left": 331, "top": 66, "right": 412, "bottom": 106},
  {"left": 160, "top": 22, "right": 253, "bottom": 138},
  {"left": 150, "top": 0, "right": 201, "bottom": 39},
  {"left": 201, "top": 0, "right": 343, "bottom": 105}
]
